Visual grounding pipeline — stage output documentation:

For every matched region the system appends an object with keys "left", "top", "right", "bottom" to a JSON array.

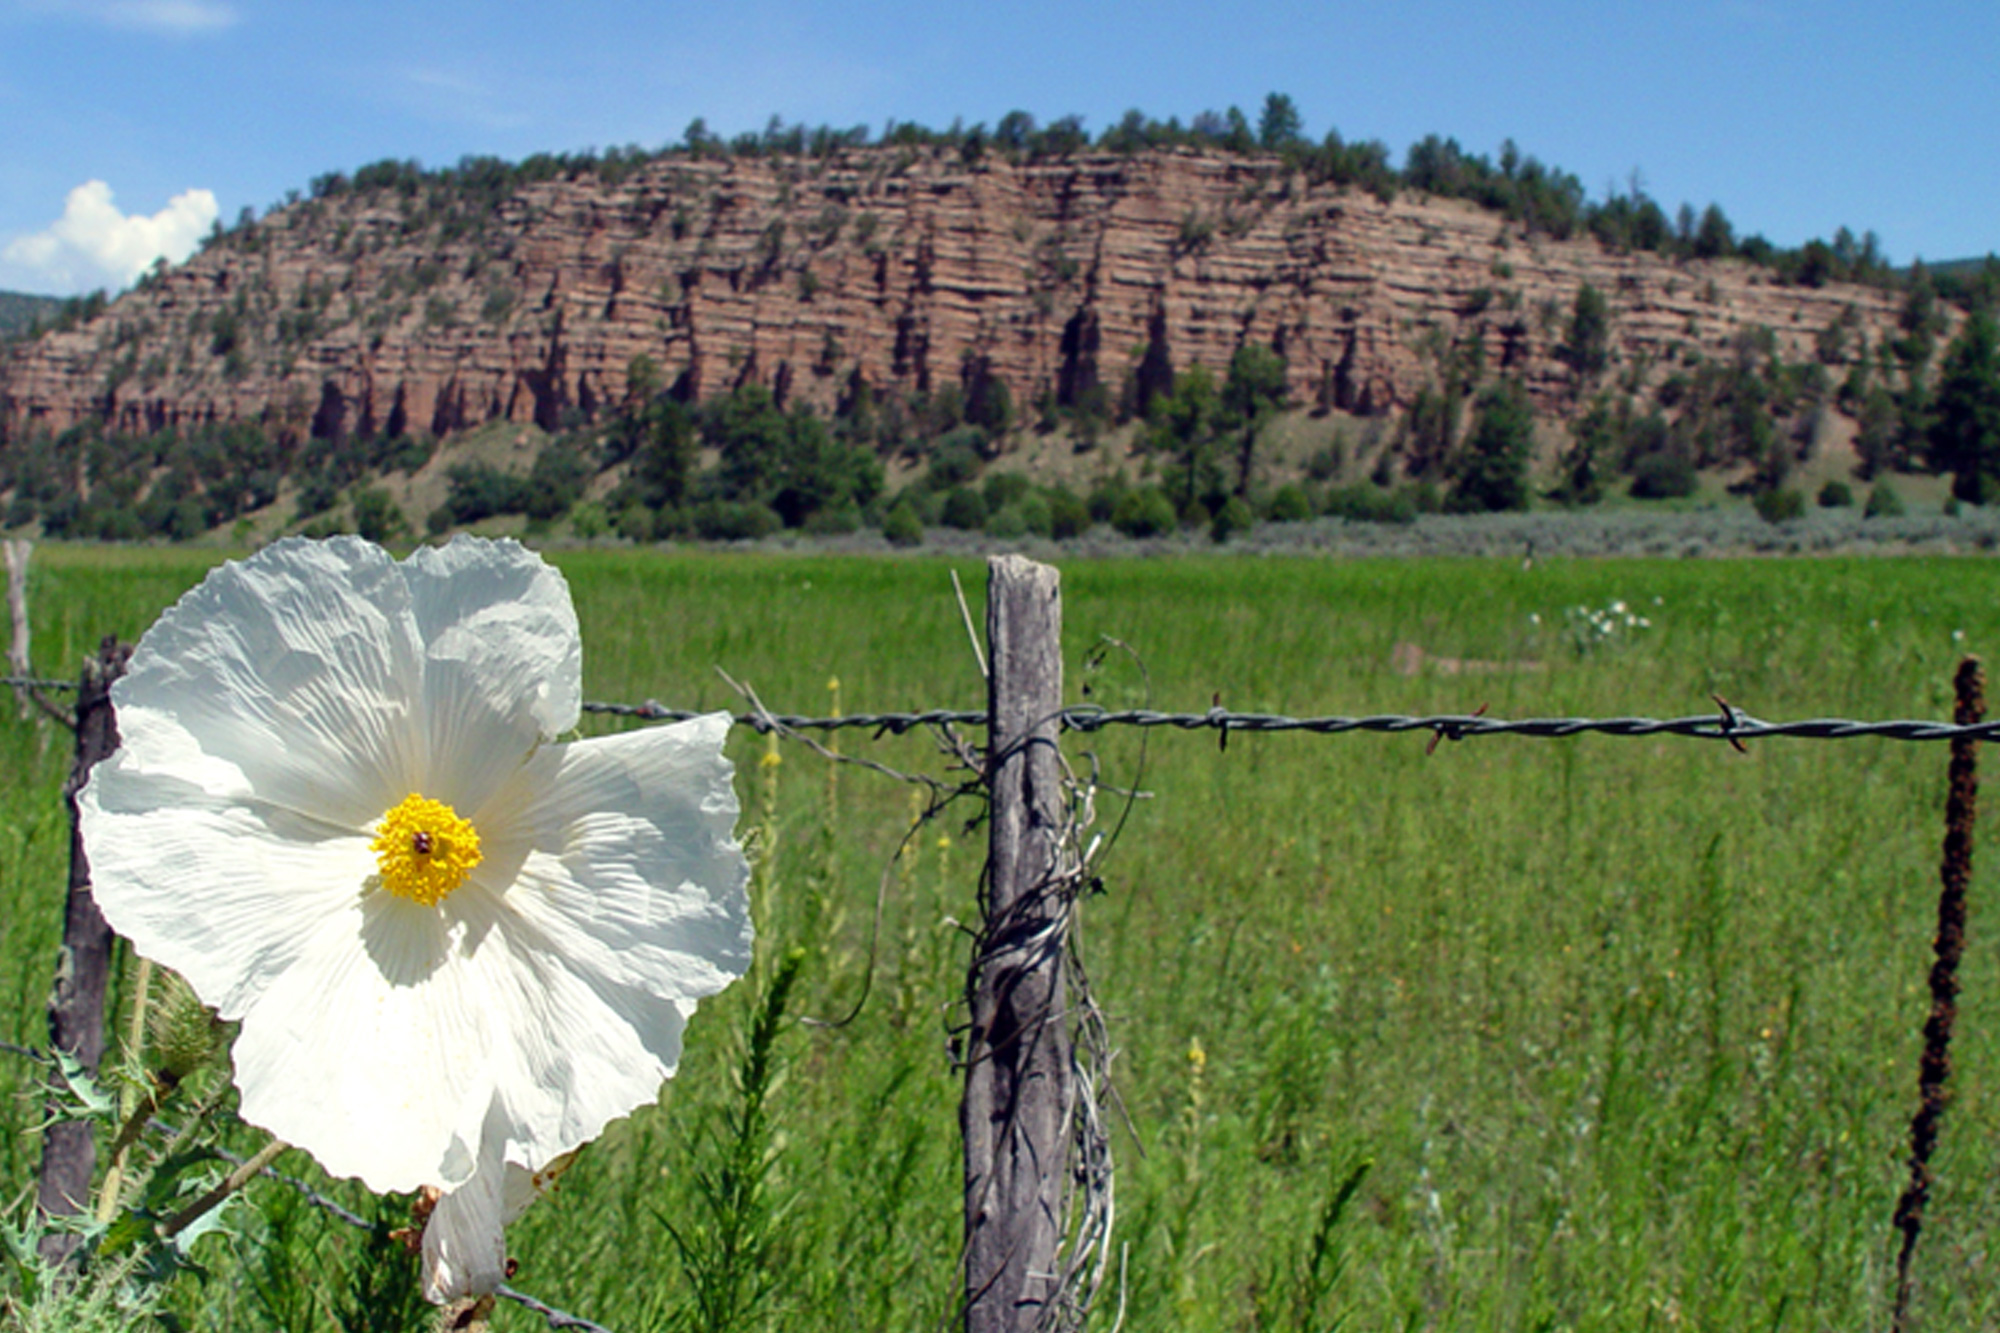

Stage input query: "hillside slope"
[{"left": 0, "top": 145, "right": 1906, "bottom": 449}]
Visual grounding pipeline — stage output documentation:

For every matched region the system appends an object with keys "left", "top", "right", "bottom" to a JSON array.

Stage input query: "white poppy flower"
[{"left": 78, "top": 536, "right": 753, "bottom": 1302}]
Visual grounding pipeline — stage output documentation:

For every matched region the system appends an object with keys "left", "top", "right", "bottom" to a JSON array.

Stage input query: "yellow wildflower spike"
[{"left": 372, "top": 793, "right": 482, "bottom": 906}]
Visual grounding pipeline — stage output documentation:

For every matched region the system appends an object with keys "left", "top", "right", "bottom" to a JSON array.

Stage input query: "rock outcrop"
[{"left": 0, "top": 146, "right": 1908, "bottom": 445}]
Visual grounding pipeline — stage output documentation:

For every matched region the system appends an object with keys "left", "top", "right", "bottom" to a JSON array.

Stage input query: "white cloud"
[
  {"left": 2, "top": 180, "right": 217, "bottom": 293},
  {"left": 13, "top": 0, "right": 237, "bottom": 35},
  {"left": 102, "top": 0, "right": 237, "bottom": 33}
]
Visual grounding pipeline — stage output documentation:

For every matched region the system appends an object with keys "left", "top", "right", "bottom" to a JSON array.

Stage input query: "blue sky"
[{"left": 1, "top": 0, "right": 1994, "bottom": 295}]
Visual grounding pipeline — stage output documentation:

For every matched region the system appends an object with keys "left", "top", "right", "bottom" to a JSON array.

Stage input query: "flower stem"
[
  {"left": 94, "top": 955, "right": 153, "bottom": 1223},
  {"left": 160, "top": 1137, "right": 288, "bottom": 1239},
  {"left": 95, "top": 1083, "right": 168, "bottom": 1221}
]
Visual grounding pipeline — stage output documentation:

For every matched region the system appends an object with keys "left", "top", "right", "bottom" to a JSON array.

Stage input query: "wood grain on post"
[
  {"left": 36, "top": 636, "right": 129, "bottom": 1260},
  {"left": 964, "top": 555, "right": 1071, "bottom": 1333},
  {"left": 5, "top": 540, "right": 30, "bottom": 691}
]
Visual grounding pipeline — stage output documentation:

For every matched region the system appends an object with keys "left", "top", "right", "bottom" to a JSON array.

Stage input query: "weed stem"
[{"left": 1891, "top": 655, "right": 1982, "bottom": 1330}]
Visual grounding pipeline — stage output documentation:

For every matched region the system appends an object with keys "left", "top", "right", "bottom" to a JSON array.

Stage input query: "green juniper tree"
[
  {"left": 1930, "top": 309, "right": 2000, "bottom": 504},
  {"left": 1221, "top": 343, "right": 1288, "bottom": 496},
  {"left": 1258, "top": 93, "right": 1305, "bottom": 152},
  {"left": 1550, "top": 395, "right": 1615, "bottom": 506},
  {"left": 1448, "top": 380, "right": 1535, "bottom": 513},
  {"left": 1564, "top": 283, "right": 1612, "bottom": 384},
  {"left": 1148, "top": 364, "right": 1223, "bottom": 521}
]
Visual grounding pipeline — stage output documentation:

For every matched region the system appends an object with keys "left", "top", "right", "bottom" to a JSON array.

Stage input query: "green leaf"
[{"left": 37, "top": 1048, "right": 120, "bottom": 1127}]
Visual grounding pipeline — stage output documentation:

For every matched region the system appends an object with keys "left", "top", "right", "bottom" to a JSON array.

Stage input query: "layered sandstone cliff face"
[{"left": 0, "top": 146, "right": 1906, "bottom": 445}]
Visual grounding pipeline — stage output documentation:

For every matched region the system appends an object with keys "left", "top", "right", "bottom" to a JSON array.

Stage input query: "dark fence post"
[
  {"left": 36, "top": 636, "right": 129, "bottom": 1260},
  {"left": 964, "top": 555, "right": 1071, "bottom": 1333}
]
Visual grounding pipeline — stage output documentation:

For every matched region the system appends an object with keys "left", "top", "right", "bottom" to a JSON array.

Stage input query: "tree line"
[
  {"left": 275, "top": 93, "right": 1939, "bottom": 296},
  {"left": 7, "top": 269, "right": 1995, "bottom": 545}
]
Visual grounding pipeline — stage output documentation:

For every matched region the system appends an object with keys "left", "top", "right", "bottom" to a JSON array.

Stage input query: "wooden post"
[
  {"left": 964, "top": 556, "right": 1072, "bottom": 1333},
  {"left": 36, "top": 636, "right": 130, "bottom": 1261},
  {"left": 5, "top": 540, "right": 30, "bottom": 719},
  {"left": 5, "top": 540, "right": 71, "bottom": 731}
]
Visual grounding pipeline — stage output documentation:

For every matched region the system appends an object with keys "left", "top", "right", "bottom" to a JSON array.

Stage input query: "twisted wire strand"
[
  {"left": 17, "top": 674, "right": 1992, "bottom": 744},
  {"left": 580, "top": 696, "right": 2000, "bottom": 744},
  {"left": 1, "top": 675, "right": 74, "bottom": 692},
  {"left": 1055, "top": 707, "right": 2000, "bottom": 744},
  {"left": 584, "top": 699, "right": 991, "bottom": 732}
]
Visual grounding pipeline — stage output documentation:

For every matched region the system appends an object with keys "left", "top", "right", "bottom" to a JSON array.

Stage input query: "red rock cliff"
[{"left": 0, "top": 146, "right": 1906, "bottom": 444}]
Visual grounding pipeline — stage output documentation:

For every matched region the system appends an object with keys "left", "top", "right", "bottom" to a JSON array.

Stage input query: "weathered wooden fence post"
[
  {"left": 5, "top": 540, "right": 30, "bottom": 720},
  {"left": 963, "top": 555, "right": 1073, "bottom": 1333},
  {"left": 36, "top": 636, "right": 130, "bottom": 1261}
]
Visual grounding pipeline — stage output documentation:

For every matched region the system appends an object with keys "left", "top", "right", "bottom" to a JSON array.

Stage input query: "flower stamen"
[{"left": 372, "top": 794, "right": 482, "bottom": 905}]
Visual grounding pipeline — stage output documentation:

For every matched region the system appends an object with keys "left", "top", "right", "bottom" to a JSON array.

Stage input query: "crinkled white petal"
[
  {"left": 503, "top": 1149, "right": 580, "bottom": 1222},
  {"left": 227, "top": 888, "right": 502, "bottom": 1192},
  {"left": 97, "top": 536, "right": 583, "bottom": 833},
  {"left": 103, "top": 535, "right": 425, "bottom": 828},
  {"left": 460, "top": 713, "right": 751, "bottom": 1173},
  {"left": 400, "top": 538, "right": 582, "bottom": 816},
  {"left": 421, "top": 1139, "right": 573, "bottom": 1303},
  {"left": 228, "top": 877, "right": 660, "bottom": 1196},
  {"left": 422, "top": 1106, "right": 509, "bottom": 1303},
  {"left": 474, "top": 711, "right": 753, "bottom": 999},
  {"left": 79, "top": 747, "right": 374, "bottom": 1020}
]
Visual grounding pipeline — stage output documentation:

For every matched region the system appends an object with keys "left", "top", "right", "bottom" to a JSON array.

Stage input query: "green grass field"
[{"left": 4, "top": 545, "right": 1999, "bottom": 1331}]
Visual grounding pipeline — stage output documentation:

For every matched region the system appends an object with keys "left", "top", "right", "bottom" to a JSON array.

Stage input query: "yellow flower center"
[{"left": 371, "top": 793, "right": 482, "bottom": 906}]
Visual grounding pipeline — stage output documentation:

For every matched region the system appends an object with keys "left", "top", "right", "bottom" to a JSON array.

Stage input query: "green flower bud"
[{"left": 147, "top": 969, "right": 229, "bottom": 1083}]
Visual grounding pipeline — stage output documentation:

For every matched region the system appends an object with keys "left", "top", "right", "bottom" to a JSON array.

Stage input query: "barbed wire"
[
  {"left": 4, "top": 675, "right": 76, "bottom": 693},
  {"left": 582, "top": 697, "right": 2000, "bottom": 746},
  {"left": 15, "top": 673, "right": 1999, "bottom": 746},
  {"left": 584, "top": 699, "right": 991, "bottom": 733}
]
